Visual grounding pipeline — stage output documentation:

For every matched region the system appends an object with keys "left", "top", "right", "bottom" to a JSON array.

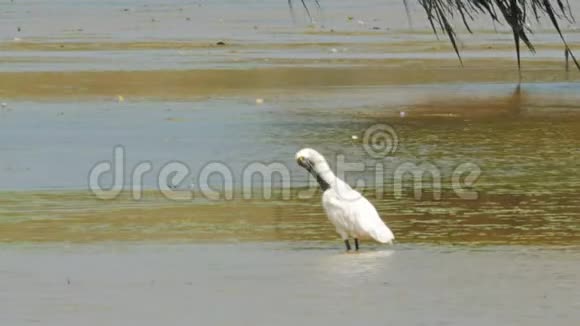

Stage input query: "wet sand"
[{"left": 0, "top": 59, "right": 578, "bottom": 100}]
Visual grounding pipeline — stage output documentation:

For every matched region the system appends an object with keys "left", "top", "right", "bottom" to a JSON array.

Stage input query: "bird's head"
[
  {"left": 295, "top": 148, "right": 335, "bottom": 191},
  {"left": 296, "top": 148, "right": 326, "bottom": 173}
]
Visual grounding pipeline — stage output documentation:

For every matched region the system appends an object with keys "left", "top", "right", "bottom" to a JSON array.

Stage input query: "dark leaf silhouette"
[{"left": 290, "top": 0, "right": 579, "bottom": 70}]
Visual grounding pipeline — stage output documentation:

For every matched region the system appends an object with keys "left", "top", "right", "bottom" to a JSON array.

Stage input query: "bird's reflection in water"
[{"left": 316, "top": 248, "right": 396, "bottom": 284}]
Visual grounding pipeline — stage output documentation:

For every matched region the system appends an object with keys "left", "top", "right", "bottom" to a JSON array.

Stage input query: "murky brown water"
[{"left": 2, "top": 88, "right": 579, "bottom": 246}]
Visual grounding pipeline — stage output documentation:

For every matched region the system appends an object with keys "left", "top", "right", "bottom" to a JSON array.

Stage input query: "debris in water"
[
  {"left": 400, "top": 111, "right": 406, "bottom": 118},
  {"left": 255, "top": 98, "right": 264, "bottom": 104},
  {"left": 1, "top": 103, "right": 7, "bottom": 108},
  {"left": 165, "top": 117, "right": 186, "bottom": 122},
  {"left": 351, "top": 135, "right": 358, "bottom": 140},
  {"left": 330, "top": 48, "right": 338, "bottom": 53},
  {"left": 117, "top": 95, "right": 125, "bottom": 103},
  {"left": 357, "top": 20, "right": 365, "bottom": 26}
]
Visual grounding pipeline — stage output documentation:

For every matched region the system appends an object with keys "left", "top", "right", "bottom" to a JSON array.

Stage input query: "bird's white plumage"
[
  {"left": 296, "top": 148, "right": 395, "bottom": 245},
  {"left": 322, "top": 185, "right": 394, "bottom": 243}
]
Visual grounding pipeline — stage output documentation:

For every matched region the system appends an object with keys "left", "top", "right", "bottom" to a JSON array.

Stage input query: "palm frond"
[
  {"left": 290, "top": 0, "right": 579, "bottom": 70},
  {"left": 289, "top": 0, "right": 320, "bottom": 22}
]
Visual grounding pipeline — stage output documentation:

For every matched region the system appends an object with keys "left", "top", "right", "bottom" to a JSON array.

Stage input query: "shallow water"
[
  {"left": 1, "top": 85, "right": 580, "bottom": 245},
  {"left": 1, "top": 243, "right": 579, "bottom": 326},
  {"left": 0, "top": 0, "right": 579, "bottom": 247}
]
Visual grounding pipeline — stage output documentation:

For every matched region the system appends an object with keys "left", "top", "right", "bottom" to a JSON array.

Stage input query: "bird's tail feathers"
[{"left": 372, "top": 228, "right": 395, "bottom": 244}]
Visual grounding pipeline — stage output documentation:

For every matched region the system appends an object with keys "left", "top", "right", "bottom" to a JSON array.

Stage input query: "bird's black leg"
[
  {"left": 354, "top": 238, "right": 359, "bottom": 251},
  {"left": 344, "top": 239, "right": 351, "bottom": 251}
]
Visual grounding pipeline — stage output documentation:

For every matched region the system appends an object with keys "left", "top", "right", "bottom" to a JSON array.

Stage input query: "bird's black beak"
[
  {"left": 297, "top": 156, "right": 330, "bottom": 191},
  {"left": 297, "top": 156, "right": 313, "bottom": 172}
]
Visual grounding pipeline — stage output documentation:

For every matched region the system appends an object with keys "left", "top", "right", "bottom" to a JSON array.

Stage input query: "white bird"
[{"left": 296, "top": 148, "right": 395, "bottom": 251}]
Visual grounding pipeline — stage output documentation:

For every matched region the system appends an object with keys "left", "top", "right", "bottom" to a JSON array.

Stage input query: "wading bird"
[{"left": 296, "top": 148, "right": 395, "bottom": 251}]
